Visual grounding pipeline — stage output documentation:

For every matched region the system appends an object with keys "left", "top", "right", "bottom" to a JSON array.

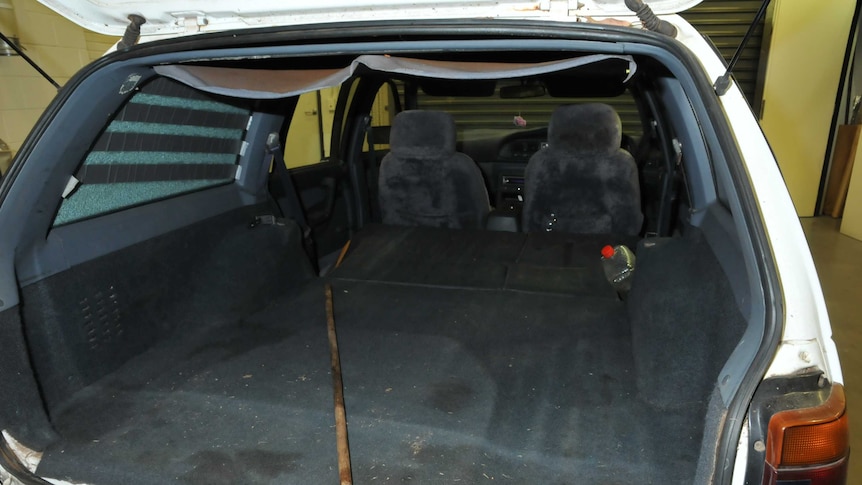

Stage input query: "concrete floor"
[{"left": 800, "top": 216, "right": 860, "bottom": 482}]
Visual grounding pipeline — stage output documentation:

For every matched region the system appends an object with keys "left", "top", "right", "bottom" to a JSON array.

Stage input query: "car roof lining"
[{"left": 153, "top": 53, "right": 636, "bottom": 99}]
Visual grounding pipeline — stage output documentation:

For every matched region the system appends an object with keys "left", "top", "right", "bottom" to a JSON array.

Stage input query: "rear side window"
[{"left": 53, "top": 78, "right": 251, "bottom": 226}]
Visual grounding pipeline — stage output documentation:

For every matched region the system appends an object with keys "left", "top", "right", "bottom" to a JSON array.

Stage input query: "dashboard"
[
  {"left": 463, "top": 128, "right": 550, "bottom": 213},
  {"left": 462, "top": 127, "right": 638, "bottom": 214}
]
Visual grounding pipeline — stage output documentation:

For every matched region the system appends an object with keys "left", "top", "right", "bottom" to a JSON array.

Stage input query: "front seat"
[
  {"left": 379, "top": 110, "right": 490, "bottom": 229},
  {"left": 522, "top": 103, "right": 642, "bottom": 234}
]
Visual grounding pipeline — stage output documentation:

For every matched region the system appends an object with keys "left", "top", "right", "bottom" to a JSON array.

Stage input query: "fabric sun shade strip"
[
  {"left": 75, "top": 163, "right": 238, "bottom": 184},
  {"left": 153, "top": 54, "right": 637, "bottom": 99}
]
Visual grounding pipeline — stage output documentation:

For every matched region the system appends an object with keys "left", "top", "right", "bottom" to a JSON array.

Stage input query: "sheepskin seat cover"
[
  {"left": 379, "top": 110, "right": 489, "bottom": 229},
  {"left": 522, "top": 103, "right": 642, "bottom": 234}
]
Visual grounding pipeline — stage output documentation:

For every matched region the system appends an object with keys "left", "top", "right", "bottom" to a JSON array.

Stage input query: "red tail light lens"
[
  {"left": 762, "top": 384, "right": 850, "bottom": 485},
  {"left": 763, "top": 456, "right": 848, "bottom": 484}
]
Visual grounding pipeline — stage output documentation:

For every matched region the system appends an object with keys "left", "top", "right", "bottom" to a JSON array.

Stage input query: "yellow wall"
[
  {"left": 0, "top": 0, "right": 116, "bottom": 173},
  {"left": 759, "top": 0, "right": 856, "bottom": 216},
  {"left": 284, "top": 84, "right": 394, "bottom": 169},
  {"left": 371, "top": 83, "right": 394, "bottom": 128},
  {"left": 284, "top": 91, "right": 325, "bottom": 169},
  {"left": 283, "top": 87, "right": 342, "bottom": 168}
]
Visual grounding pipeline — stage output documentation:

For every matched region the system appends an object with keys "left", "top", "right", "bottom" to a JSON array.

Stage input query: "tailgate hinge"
[
  {"left": 537, "top": 0, "right": 572, "bottom": 14},
  {"left": 172, "top": 11, "right": 209, "bottom": 33}
]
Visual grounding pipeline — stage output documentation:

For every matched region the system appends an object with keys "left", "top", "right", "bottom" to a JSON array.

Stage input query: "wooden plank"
[
  {"left": 840, "top": 145, "right": 862, "bottom": 241},
  {"left": 325, "top": 284, "right": 353, "bottom": 485},
  {"left": 823, "top": 125, "right": 861, "bottom": 217}
]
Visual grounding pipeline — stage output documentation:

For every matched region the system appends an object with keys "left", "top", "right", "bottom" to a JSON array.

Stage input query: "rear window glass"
[
  {"left": 53, "top": 78, "right": 250, "bottom": 226},
  {"left": 412, "top": 81, "right": 641, "bottom": 141}
]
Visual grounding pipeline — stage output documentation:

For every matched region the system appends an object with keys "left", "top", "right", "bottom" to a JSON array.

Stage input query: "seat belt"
[
  {"left": 265, "top": 132, "right": 318, "bottom": 268},
  {"left": 363, "top": 116, "right": 381, "bottom": 221}
]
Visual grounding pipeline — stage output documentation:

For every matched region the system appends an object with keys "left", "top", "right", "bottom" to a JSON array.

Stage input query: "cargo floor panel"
[
  {"left": 37, "top": 277, "right": 701, "bottom": 484},
  {"left": 334, "top": 224, "right": 638, "bottom": 297}
]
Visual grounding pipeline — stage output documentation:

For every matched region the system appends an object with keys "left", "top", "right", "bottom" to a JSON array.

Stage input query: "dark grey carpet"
[
  {"left": 37, "top": 279, "right": 701, "bottom": 484},
  {"left": 34, "top": 225, "right": 706, "bottom": 485},
  {"left": 37, "top": 289, "right": 337, "bottom": 484}
]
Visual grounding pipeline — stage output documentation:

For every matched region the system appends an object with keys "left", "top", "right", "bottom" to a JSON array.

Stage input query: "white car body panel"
[
  {"left": 39, "top": 0, "right": 702, "bottom": 37},
  {"left": 658, "top": 17, "right": 842, "bottom": 485},
  {"left": 670, "top": 17, "right": 842, "bottom": 387}
]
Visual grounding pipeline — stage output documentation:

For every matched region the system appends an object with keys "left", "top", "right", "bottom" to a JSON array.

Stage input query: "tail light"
[{"left": 763, "top": 383, "right": 849, "bottom": 484}]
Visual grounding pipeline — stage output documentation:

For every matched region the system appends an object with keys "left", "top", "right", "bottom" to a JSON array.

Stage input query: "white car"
[{"left": 0, "top": 1, "right": 848, "bottom": 484}]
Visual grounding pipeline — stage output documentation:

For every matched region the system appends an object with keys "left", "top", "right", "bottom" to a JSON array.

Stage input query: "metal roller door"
[{"left": 682, "top": 0, "right": 766, "bottom": 105}]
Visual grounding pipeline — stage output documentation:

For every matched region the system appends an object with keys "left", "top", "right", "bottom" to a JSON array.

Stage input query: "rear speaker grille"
[{"left": 80, "top": 286, "right": 122, "bottom": 351}]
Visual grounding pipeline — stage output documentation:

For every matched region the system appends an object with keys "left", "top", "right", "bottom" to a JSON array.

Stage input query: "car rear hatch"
[{"left": 38, "top": 0, "right": 703, "bottom": 39}]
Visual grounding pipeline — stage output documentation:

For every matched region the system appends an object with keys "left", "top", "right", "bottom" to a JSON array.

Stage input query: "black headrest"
[
  {"left": 548, "top": 103, "right": 622, "bottom": 153},
  {"left": 389, "top": 110, "right": 457, "bottom": 159}
]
